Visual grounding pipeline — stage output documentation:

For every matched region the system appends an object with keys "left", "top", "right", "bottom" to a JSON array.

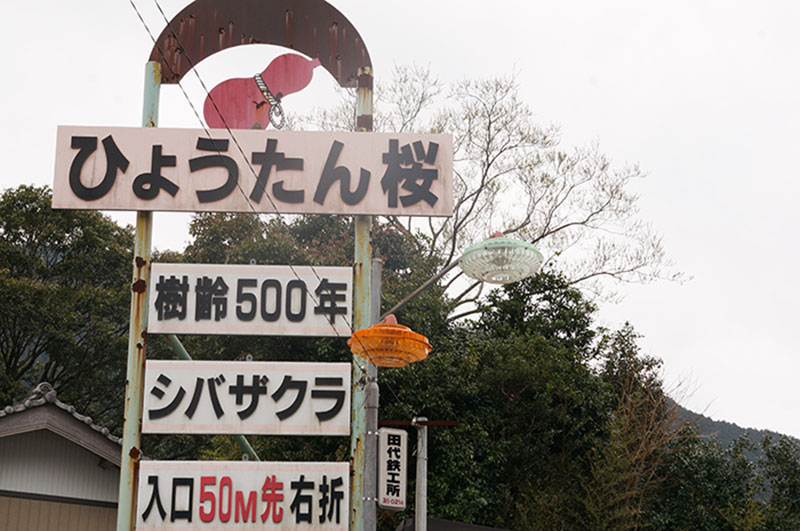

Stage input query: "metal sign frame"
[{"left": 114, "top": 2, "right": 379, "bottom": 529}]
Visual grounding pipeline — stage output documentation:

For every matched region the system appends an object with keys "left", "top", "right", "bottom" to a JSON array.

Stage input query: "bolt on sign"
[
  {"left": 52, "top": 126, "right": 453, "bottom": 216},
  {"left": 143, "top": 360, "right": 350, "bottom": 436},
  {"left": 148, "top": 263, "right": 352, "bottom": 337},
  {"left": 136, "top": 460, "right": 349, "bottom": 529},
  {"left": 377, "top": 428, "right": 407, "bottom": 511}
]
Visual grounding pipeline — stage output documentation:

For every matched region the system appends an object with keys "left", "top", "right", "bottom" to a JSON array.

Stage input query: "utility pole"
[
  {"left": 351, "top": 64, "right": 375, "bottom": 531},
  {"left": 364, "top": 257, "right": 382, "bottom": 530},
  {"left": 379, "top": 419, "right": 458, "bottom": 530},
  {"left": 413, "top": 417, "right": 428, "bottom": 531}
]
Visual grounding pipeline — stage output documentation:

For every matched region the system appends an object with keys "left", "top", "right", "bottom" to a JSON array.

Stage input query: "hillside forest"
[{"left": 2, "top": 184, "right": 800, "bottom": 530}]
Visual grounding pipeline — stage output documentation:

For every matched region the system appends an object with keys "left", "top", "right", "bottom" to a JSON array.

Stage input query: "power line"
[{"left": 128, "top": 0, "right": 405, "bottom": 402}]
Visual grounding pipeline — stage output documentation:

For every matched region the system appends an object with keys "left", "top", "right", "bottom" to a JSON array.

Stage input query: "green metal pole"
[
  {"left": 116, "top": 61, "right": 160, "bottom": 531},
  {"left": 364, "top": 257, "right": 382, "bottom": 531},
  {"left": 166, "top": 334, "right": 260, "bottom": 461},
  {"left": 351, "top": 65, "right": 374, "bottom": 531}
]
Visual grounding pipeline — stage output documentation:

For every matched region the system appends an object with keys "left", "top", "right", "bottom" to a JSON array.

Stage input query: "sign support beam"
[
  {"left": 116, "top": 60, "right": 160, "bottom": 531},
  {"left": 364, "top": 257, "right": 382, "bottom": 529},
  {"left": 413, "top": 417, "right": 429, "bottom": 531},
  {"left": 165, "top": 334, "right": 260, "bottom": 460},
  {"left": 351, "top": 65, "right": 374, "bottom": 531}
]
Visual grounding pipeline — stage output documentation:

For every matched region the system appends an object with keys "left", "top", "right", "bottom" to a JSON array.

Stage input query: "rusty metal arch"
[{"left": 149, "top": 0, "right": 371, "bottom": 88}]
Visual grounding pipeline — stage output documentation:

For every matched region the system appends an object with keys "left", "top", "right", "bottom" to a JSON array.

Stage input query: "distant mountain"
[{"left": 675, "top": 402, "right": 797, "bottom": 461}]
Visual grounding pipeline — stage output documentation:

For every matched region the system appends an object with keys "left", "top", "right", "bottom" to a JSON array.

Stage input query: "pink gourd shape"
[{"left": 204, "top": 53, "right": 321, "bottom": 129}]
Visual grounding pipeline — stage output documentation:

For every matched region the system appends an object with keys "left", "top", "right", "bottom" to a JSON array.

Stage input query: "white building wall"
[{"left": 0, "top": 429, "right": 119, "bottom": 503}]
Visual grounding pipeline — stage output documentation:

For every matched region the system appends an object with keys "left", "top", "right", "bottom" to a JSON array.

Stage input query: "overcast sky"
[{"left": 3, "top": 1, "right": 799, "bottom": 437}]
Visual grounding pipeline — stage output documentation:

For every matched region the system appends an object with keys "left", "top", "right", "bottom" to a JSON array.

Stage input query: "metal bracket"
[{"left": 253, "top": 73, "right": 285, "bottom": 129}]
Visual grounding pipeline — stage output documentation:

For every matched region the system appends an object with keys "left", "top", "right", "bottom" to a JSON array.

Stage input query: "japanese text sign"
[
  {"left": 377, "top": 428, "right": 407, "bottom": 510},
  {"left": 143, "top": 360, "right": 350, "bottom": 435},
  {"left": 148, "top": 263, "right": 352, "bottom": 337},
  {"left": 52, "top": 126, "right": 453, "bottom": 216},
  {"left": 137, "top": 460, "right": 348, "bottom": 529}
]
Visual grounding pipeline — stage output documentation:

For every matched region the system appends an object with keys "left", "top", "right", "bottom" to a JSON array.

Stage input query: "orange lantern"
[{"left": 347, "top": 315, "right": 431, "bottom": 367}]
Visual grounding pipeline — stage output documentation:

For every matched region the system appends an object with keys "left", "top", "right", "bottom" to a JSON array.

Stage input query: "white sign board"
[
  {"left": 52, "top": 126, "right": 453, "bottom": 216},
  {"left": 148, "top": 263, "right": 352, "bottom": 337},
  {"left": 137, "top": 460, "right": 348, "bottom": 529},
  {"left": 377, "top": 428, "right": 408, "bottom": 510},
  {"left": 143, "top": 360, "right": 350, "bottom": 435}
]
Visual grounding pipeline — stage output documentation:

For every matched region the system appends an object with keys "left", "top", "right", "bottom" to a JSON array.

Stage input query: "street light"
[
  {"left": 348, "top": 314, "right": 432, "bottom": 368},
  {"left": 352, "top": 232, "right": 545, "bottom": 363},
  {"left": 459, "top": 232, "right": 544, "bottom": 284},
  {"left": 380, "top": 232, "right": 544, "bottom": 320},
  {"left": 350, "top": 232, "right": 543, "bottom": 531}
]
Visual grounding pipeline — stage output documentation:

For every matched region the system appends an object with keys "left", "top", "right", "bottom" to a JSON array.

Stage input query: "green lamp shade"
[{"left": 459, "top": 237, "right": 543, "bottom": 284}]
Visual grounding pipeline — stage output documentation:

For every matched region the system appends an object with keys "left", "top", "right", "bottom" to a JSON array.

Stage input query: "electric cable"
[{"left": 129, "top": 0, "right": 417, "bottom": 403}]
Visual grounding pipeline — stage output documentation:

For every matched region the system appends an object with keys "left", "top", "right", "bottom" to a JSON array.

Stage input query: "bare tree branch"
[{"left": 298, "top": 67, "right": 682, "bottom": 310}]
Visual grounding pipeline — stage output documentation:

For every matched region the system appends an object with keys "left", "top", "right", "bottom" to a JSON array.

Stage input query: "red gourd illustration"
[{"left": 203, "top": 53, "right": 321, "bottom": 130}]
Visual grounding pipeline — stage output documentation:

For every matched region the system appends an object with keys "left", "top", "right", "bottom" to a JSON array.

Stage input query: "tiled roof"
[{"left": 0, "top": 382, "right": 121, "bottom": 445}]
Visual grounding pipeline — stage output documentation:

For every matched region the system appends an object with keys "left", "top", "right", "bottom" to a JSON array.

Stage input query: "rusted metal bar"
[
  {"left": 351, "top": 64, "right": 374, "bottom": 531},
  {"left": 165, "top": 334, "right": 260, "bottom": 461},
  {"left": 116, "top": 61, "right": 160, "bottom": 531},
  {"left": 364, "top": 257, "right": 382, "bottom": 531},
  {"left": 380, "top": 419, "right": 459, "bottom": 427},
  {"left": 351, "top": 214, "right": 371, "bottom": 531},
  {"left": 149, "top": 0, "right": 371, "bottom": 88},
  {"left": 413, "top": 417, "right": 429, "bottom": 531}
]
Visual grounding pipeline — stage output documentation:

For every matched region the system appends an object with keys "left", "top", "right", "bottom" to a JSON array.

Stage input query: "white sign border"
[
  {"left": 147, "top": 263, "right": 352, "bottom": 337},
  {"left": 143, "top": 360, "right": 351, "bottom": 436},
  {"left": 136, "top": 460, "right": 349, "bottom": 530},
  {"left": 377, "top": 427, "right": 408, "bottom": 511},
  {"left": 53, "top": 126, "right": 453, "bottom": 217}
]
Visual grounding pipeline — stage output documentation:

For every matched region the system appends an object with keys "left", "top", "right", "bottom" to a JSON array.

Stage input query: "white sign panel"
[
  {"left": 148, "top": 263, "right": 351, "bottom": 337},
  {"left": 52, "top": 126, "right": 453, "bottom": 216},
  {"left": 377, "top": 428, "right": 407, "bottom": 510},
  {"left": 143, "top": 360, "right": 350, "bottom": 435},
  {"left": 137, "top": 460, "right": 348, "bottom": 529}
]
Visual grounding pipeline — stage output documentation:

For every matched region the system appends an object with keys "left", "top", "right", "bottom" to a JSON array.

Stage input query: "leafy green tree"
[
  {"left": 645, "top": 430, "right": 765, "bottom": 530},
  {"left": 476, "top": 272, "right": 597, "bottom": 354},
  {"left": 0, "top": 185, "right": 133, "bottom": 429},
  {"left": 378, "top": 273, "right": 615, "bottom": 530},
  {"left": 761, "top": 435, "right": 800, "bottom": 530},
  {"left": 2, "top": 187, "right": 772, "bottom": 531},
  {"left": 154, "top": 223, "right": 688, "bottom": 531},
  {"left": 577, "top": 326, "right": 680, "bottom": 530}
]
